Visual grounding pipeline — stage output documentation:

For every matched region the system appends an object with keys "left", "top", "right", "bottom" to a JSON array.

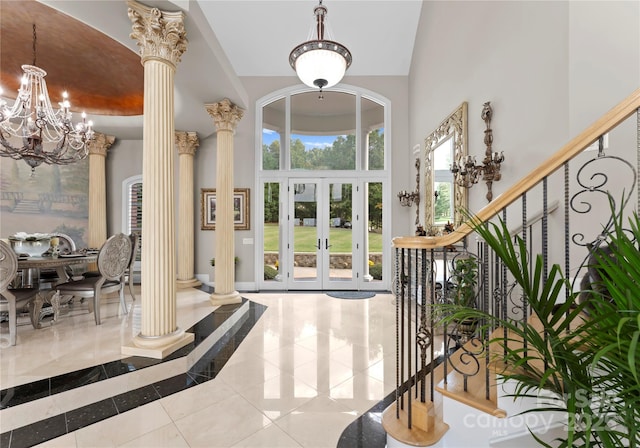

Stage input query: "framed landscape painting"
[{"left": 201, "top": 188, "right": 250, "bottom": 230}]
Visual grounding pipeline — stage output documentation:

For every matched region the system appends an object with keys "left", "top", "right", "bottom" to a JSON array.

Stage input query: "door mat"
[{"left": 327, "top": 291, "right": 376, "bottom": 299}]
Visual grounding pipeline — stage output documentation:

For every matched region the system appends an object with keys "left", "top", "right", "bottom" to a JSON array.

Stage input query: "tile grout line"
[
  {"left": 0, "top": 297, "right": 250, "bottom": 410},
  {"left": 1, "top": 301, "right": 266, "bottom": 448}
]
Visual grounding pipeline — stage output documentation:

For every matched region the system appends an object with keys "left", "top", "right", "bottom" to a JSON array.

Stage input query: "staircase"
[
  {"left": 384, "top": 88, "right": 640, "bottom": 447},
  {"left": 11, "top": 199, "right": 40, "bottom": 214}
]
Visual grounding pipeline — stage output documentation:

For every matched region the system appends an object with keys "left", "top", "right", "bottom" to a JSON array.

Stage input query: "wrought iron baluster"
[
  {"left": 502, "top": 208, "right": 508, "bottom": 357},
  {"left": 521, "top": 193, "right": 528, "bottom": 357},
  {"left": 542, "top": 176, "right": 549, "bottom": 372}
]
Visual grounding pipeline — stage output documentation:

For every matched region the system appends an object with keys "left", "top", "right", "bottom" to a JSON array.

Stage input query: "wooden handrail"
[{"left": 394, "top": 88, "right": 640, "bottom": 249}]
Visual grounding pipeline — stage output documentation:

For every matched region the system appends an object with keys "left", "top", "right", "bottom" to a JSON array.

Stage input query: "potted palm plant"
[{"left": 437, "top": 203, "right": 639, "bottom": 447}]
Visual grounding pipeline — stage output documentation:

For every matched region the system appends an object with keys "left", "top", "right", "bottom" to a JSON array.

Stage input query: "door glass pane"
[
  {"left": 293, "top": 182, "right": 317, "bottom": 281},
  {"left": 263, "top": 98, "right": 285, "bottom": 170},
  {"left": 290, "top": 91, "right": 356, "bottom": 170},
  {"left": 263, "top": 182, "right": 282, "bottom": 283},
  {"left": 366, "top": 182, "right": 383, "bottom": 283},
  {"left": 363, "top": 97, "right": 385, "bottom": 170},
  {"left": 329, "top": 183, "right": 353, "bottom": 282}
]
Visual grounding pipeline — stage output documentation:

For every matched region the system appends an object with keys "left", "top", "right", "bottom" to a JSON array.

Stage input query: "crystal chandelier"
[
  {"left": 0, "top": 24, "right": 94, "bottom": 174},
  {"left": 289, "top": 0, "right": 352, "bottom": 97}
]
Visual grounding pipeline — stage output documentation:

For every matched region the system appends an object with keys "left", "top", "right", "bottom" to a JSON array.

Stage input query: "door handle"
[
  {"left": 325, "top": 239, "right": 331, "bottom": 250},
  {"left": 317, "top": 238, "right": 321, "bottom": 250}
]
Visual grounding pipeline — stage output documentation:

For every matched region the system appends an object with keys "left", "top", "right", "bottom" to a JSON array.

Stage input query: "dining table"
[{"left": 16, "top": 253, "right": 98, "bottom": 328}]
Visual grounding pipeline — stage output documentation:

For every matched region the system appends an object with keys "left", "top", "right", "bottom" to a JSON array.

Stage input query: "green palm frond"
[{"left": 435, "top": 204, "right": 640, "bottom": 447}]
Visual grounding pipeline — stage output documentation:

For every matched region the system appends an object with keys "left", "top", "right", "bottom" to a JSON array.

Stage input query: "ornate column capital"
[
  {"left": 205, "top": 99, "right": 244, "bottom": 133},
  {"left": 87, "top": 132, "right": 116, "bottom": 157},
  {"left": 128, "top": 0, "right": 188, "bottom": 68},
  {"left": 175, "top": 131, "right": 199, "bottom": 156}
]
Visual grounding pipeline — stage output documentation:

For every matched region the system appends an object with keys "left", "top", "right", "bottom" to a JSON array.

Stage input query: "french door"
[{"left": 288, "top": 179, "right": 357, "bottom": 290}]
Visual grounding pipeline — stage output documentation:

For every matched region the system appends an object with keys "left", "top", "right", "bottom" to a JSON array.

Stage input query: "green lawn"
[{"left": 263, "top": 223, "right": 382, "bottom": 252}]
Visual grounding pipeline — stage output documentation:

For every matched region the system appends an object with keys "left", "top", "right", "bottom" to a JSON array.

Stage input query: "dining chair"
[
  {"left": 52, "top": 233, "right": 76, "bottom": 254},
  {"left": 0, "top": 241, "right": 40, "bottom": 346},
  {"left": 54, "top": 233, "right": 131, "bottom": 325},
  {"left": 84, "top": 232, "right": 139, "bottom": 302}
]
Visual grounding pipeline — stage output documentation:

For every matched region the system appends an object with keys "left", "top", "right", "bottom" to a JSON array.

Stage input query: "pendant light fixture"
[{"left": 289, "top": 0, "right": 352, "bottom": 96}]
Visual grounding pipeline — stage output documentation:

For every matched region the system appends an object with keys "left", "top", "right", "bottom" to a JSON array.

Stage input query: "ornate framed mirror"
[{"left": 424, "top": 102, "right": 468, "bottom": 231}]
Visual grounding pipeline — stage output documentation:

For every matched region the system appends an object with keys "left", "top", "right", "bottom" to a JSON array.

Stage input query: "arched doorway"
[{"left": 255, "top": 86, "right": 391, "bottom": 291}]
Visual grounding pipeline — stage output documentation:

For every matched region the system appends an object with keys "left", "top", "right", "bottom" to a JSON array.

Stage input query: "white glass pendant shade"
[
  {"left": 289, "top": 1, "right": 351, "bottom": 91},
  {"left": 293, "top": 47, "right": 347, "bottom": 89}
]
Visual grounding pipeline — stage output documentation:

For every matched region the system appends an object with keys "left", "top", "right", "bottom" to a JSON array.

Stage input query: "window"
[
  {"left": 122, "top": 175, "right": 142, "bottom": 263},
  {"left": 262, "top": 91, "right": 386, "bottom": 171}
]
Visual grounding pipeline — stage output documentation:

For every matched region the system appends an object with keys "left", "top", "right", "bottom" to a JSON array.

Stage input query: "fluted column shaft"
[
  {"left": 205, "top": 99, "right": 244, "bottom": 305},
  {"left": 175, "top": 131, "right": 201, "bottom": 288},
  {"left": 87, "top": 132, "right": 115, "bottom": 250},
  {"left": 140, "top": 58, "right": 177, "bottom": 337},
  {"left": 124, "top": 0, "right": 193, "bottom": 359}
]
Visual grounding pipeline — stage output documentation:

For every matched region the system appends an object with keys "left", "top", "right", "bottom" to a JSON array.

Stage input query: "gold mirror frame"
[{"left": 424, "top": 102, "right": 468, "bottom": 231}]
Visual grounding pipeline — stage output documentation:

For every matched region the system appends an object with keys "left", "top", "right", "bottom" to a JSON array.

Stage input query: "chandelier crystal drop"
[
  {"left": 289, "top": 0, "right": 352, "bottom": 96},
  {"left": 0, "top": 24, "right": 94, "bottom": 174}
]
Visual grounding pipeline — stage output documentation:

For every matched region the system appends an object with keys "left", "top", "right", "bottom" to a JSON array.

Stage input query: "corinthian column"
[
  {"left": 87, "top": 132, "right": 115, "bottom": 250},
  {"left": 205, "top": 99, "right": 244, "bottom": 305},
  {"left": 123, "top": 0, "right": 194, "bottom": 359},
  {"left": 175, "top": 131, "right": 201, "bottom": 289}
]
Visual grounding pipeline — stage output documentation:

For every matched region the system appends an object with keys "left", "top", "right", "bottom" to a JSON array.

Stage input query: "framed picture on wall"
[{"left": 201, "top": 188, "right": 250, "bottom": 230}]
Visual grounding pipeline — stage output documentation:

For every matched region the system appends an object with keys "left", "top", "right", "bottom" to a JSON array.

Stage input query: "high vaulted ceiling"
[
  {"left": 198, "top": 0, "right": 423, "bottom": 77},
  {"left": 0, "top": 0, "right": 144, "bottom": 117},
  {"left": 0, "top": 0, "right": 422, "bottom": 139}
]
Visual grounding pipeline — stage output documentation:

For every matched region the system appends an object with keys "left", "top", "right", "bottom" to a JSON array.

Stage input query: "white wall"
[
  {"left": 409, "top": 0, "right": 639, "bottom": 271},
  {"left": 106, "top": 139, "right": 143, "bottom": 237},
  {"left": 410, "top": 0, "right": 570, "bottom": 215},
  {"left": 569, "top": 1, "right": 640, "bottom": 134}
]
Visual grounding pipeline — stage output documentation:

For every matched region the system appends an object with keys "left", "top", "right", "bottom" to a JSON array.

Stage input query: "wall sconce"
[
  {"left": 397, "top": 157, "right": 421, "bottom": 225},
  {"left": 450, "top": 101, "right": 504, "bottom": 202},
  {"left": 397, "top": 189, "right": 418, "bottom": 207}
]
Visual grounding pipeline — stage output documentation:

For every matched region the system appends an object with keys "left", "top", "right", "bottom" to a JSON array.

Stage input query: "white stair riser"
[{"left": 440, "top": 378, "right": 567, "bottom": 443}]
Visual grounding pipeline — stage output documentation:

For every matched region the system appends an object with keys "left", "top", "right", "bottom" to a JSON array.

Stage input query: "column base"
[
  {"left": 210, "top": 290, "right": 242, "bottom": 305},
  {"left": 177, "top": 277, "right": 202, "bottom": 289},
  {"left": 122, "top": 329, "right": 195, "bottom": 359}
]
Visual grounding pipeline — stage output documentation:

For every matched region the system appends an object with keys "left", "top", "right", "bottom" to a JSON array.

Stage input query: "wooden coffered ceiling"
[{"left": 0, "top": 0, "right": 143, "bottom": 116}]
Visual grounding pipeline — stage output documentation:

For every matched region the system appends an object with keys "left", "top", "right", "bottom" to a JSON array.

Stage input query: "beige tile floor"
[{"left": 1, "top": 288, "right": 403, "bottom": 447}]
